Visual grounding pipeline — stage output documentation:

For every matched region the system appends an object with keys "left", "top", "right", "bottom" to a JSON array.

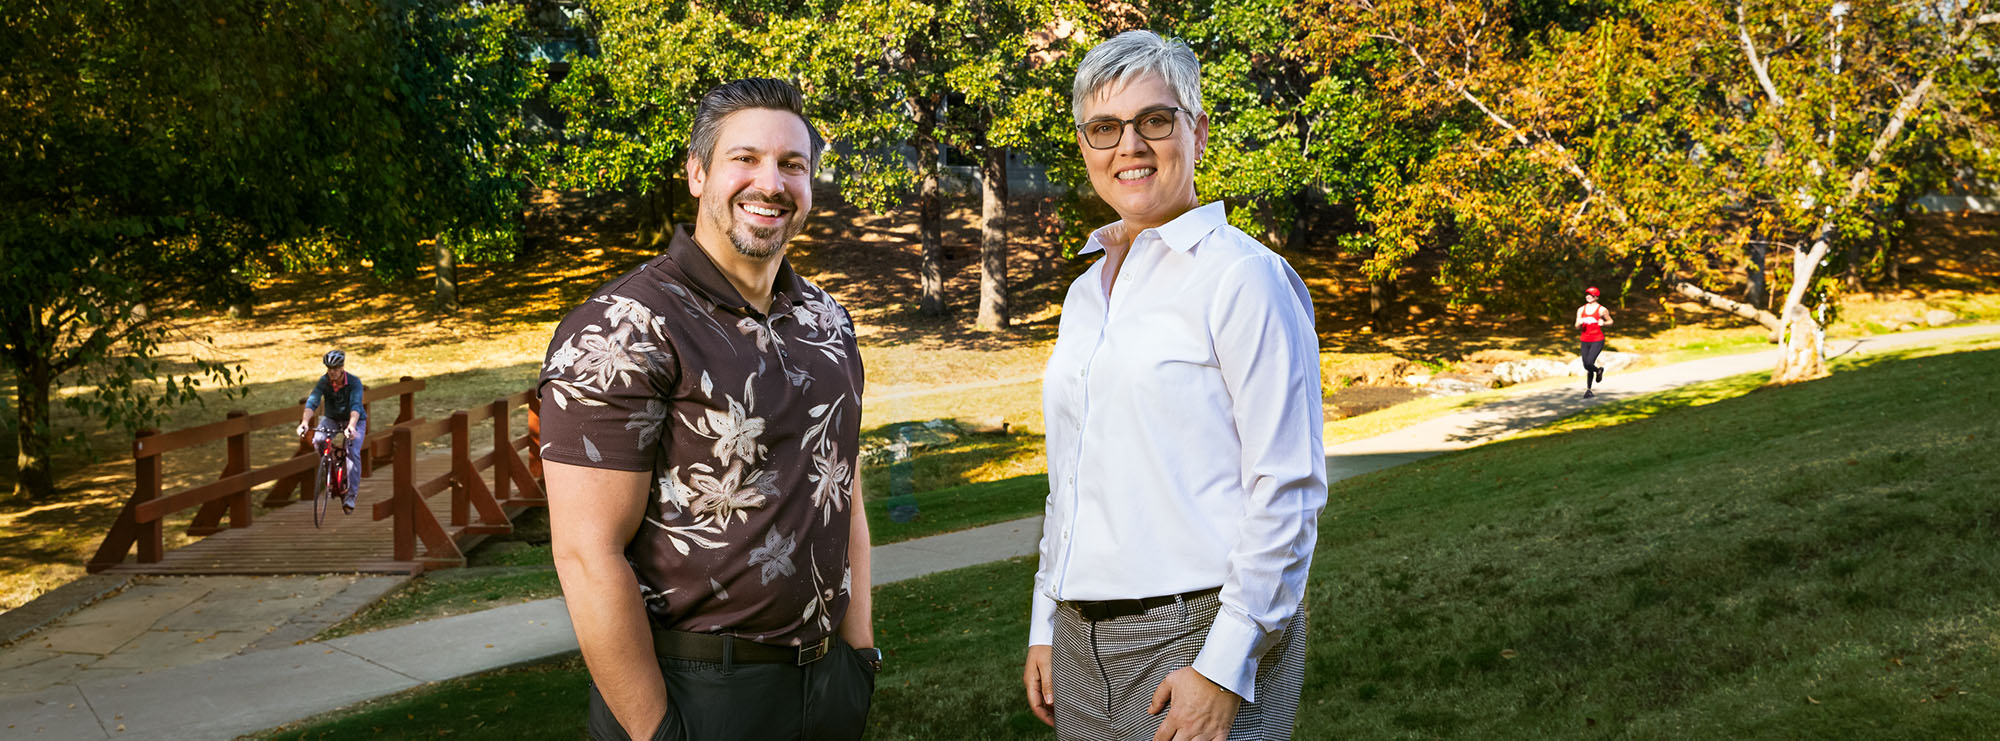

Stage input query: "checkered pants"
[{"left": 1051, "top": 591, "right": 1308, "bottom": 740}]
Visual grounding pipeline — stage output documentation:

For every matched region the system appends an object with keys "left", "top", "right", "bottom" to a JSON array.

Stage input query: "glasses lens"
[
  {"left": 1137, "top": 111, "right": 1177, "bottom": 140},
  {"left": 1084, "top": 121, "right": 1122, "bottom": 149}
]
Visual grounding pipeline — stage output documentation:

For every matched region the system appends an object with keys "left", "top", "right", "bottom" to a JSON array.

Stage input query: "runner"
[{"left": 1576, "top": 287, "right": 1612, "bottom": 398}]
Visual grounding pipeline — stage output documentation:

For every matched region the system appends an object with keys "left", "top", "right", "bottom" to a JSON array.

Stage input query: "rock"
[
  {"left": 1493, "top": 352, "right": 1641, "bottom": 385},
  {"left": 1491, "top": 358, "right": 1570, "bottom": 386},
  {"left": 1402, "top": 373, "right": 1433, "bottom": 387},
  {"left": 1597, "top": 351, "right": 1641, "bottom": 373},
  {"left": 1924, "top": 309, "right": 1958, "bottom": 327},
  {"left": 1424, "top": 372, "right": 1496, "bottom": 396}
]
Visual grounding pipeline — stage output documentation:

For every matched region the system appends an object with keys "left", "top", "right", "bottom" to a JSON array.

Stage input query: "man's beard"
[{"left": 706, "top": 188, "right": 804, "bottom": 259}]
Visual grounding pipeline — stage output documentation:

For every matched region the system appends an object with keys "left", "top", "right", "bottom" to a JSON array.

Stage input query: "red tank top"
[{"left": 1579, "top": 305, "right": 1605, "bottom": 342}]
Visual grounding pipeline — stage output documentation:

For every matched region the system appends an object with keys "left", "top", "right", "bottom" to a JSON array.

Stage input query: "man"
[
  {"left": 296, "top": 349, "right": 365, "bottom": 514},
  {"left": 539, "top": 79, "right": 877, "bottom": 741}
]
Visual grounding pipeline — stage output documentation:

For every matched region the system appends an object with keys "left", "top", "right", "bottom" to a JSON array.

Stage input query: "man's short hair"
[
  {"left": 687, "top": 78, "right": 826, "bottom": 171},
  {"left": 1071, "top": 30, "right": 1204, "bottom": 124}
]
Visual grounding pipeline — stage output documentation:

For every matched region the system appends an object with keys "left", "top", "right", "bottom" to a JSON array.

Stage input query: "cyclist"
[
  {"left": 296, "top": 349, "right": 366, "bottom": 514},
  {"left": 1576, "top": 287, "right": 1612, "bottom": 398}
]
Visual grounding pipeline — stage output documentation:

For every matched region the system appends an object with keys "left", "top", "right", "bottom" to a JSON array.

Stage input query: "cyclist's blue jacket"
[{"left": 307, "top": 373, "right": 367, "bottom": 424}]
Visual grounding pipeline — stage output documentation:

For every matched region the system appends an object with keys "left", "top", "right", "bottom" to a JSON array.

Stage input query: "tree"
[
  {"left": 0, "top": 0, "right": 533, "bottom": 500},
  {"left": 1292, "top": 0, "right": 1999, "bottom": 382}
]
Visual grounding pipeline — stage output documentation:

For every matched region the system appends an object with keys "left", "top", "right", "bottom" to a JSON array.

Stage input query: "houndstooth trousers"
[{"left": 1051, "top": 591, "right": 1309, "bottom": 741}]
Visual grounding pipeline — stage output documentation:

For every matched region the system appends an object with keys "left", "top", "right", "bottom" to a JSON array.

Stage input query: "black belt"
[
  {"left": 650, "top": 624, "right": 834, "bottom": 666},
  {"left": 1068, "top": 587, "right": 1221, "bottom": 622}
]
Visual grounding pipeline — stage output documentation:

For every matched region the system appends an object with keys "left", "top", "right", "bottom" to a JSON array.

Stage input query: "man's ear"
[{"left": 685, "top": 155, "right": 707, "bottom": 199}]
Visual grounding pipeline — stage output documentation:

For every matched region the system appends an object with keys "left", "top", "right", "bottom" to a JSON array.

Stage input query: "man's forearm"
[
  {"left": 838, "top": 485, "right": 874, "bottom": 648},
  {"left": 556, "top": 555, "right": 668, "bottom": 739}
]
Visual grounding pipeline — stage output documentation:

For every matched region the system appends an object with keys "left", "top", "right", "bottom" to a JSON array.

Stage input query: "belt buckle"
[{"left": 796, "top": 636, "right": 831, "bottom": 665}]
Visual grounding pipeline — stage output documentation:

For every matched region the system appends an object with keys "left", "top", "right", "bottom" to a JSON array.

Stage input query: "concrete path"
[{"left": 3, "top": 324, "right": 1994, "bottom": 739}]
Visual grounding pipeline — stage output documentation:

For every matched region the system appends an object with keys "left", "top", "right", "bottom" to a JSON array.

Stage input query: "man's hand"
[
  {"left": 1022, "top": 644, "right": 1055, "bottom": 726},
  {"left": 344, "top": 422, "right": 358, "bottom": 441},
  {"left": 1149, "top": 667, "right": 1239, "bottom": 741},
  {"left": 296, "top": 422, "right": 309, "bottom": 438}
]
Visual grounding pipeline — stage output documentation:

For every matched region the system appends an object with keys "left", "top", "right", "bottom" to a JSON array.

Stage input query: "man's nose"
[{"left": 752, "top": 161, "right": 786, "bottom": 195}]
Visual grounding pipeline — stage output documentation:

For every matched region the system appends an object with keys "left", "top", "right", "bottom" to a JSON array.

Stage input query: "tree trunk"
[
  {"left": 1287, "top": 186, "right": 1313, "bottom": 252},
  {"left": 1771, "top": 303, "right": 1829, "bottom": 384},
  {"left": 914, "top": 100, "right": 945, "bottom": 317},
  {"left": 1368, "top": 279, "right": 1396, "bottom": 331},
  {"left": 434, "top": 241, "right": 460, "bottom": 313},
  {"left": 12, "top": 357, "right": 55, "bottom": 501},
  {"left": 976, "top": 143, "right": 1010, "bottom": 330},
  {"left": 0, "top": 391, "right": 16, "bottom": 486},
  {"left": 1674, "top": 281, "right": 1783, "bottom": 333},
  {"left": 1845, "top": 240, "right": 1864, "bottom": 292},
  {"left": 1745, "top": 239, "right": 1770, "bottom": 309},
  {"left": 633, "top": 186, "right": 673, "bottom": 249}
]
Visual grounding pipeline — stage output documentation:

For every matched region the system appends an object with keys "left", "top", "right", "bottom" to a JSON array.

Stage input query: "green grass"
[
  {"left": 271, "top": 343, "right": 2000, "bottom": 738},
  {"left": 248, "top": 652, "right": 591, "bottom": 740},
  {"left": 867, "top": 474, "right": 1048, "bottom": 544}
]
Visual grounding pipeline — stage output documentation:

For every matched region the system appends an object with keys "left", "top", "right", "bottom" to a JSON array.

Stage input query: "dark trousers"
[
  {"left": 586, "top": 637, "right": 877, "bottom": 741},
  {"left": 1581, "top": 340, "right": 1606, "bottom": 389}
]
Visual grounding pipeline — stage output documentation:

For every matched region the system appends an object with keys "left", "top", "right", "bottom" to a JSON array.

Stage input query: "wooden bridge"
[{"left": 87, "top": 378, "right": 548, "bottom": 575}]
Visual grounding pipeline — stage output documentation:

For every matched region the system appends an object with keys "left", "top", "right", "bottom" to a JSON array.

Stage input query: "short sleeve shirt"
[{"left": 537, "top": 225, "right": 864, "bottom": 647}]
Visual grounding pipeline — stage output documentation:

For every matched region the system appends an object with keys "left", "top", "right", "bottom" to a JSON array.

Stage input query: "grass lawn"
[{"left": 268, "top": 341, "right": 2000, "bottom": 738}]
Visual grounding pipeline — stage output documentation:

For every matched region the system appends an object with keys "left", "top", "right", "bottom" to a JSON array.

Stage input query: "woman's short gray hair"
[{"left": 1071, "top": 31, "right": 1203, "bottom": 124}]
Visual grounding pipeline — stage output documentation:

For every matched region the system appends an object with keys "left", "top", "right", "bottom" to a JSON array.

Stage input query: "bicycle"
[{"left": 309, "top": 425, "right": 351, "bottom": 529}]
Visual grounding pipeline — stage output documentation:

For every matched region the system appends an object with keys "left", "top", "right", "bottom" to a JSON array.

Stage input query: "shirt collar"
[
  {"left": 666, "top": 224, "right": 806, "bottom": 315},
  {"left": 1080, "top": 201, "right": 1228, "bottom": 255}
]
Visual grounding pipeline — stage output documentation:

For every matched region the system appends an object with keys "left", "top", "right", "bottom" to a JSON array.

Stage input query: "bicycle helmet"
[{"left": 322, "top": 349, "right": 346, "bottom": 368}]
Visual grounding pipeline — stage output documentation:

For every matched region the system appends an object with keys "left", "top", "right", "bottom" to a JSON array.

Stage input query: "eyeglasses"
[{"left": 1076, "top": 107, "right": 1188, "bottom": 150}]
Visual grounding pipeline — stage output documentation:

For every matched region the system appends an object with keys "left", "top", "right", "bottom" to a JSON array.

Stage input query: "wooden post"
[
  {"left": 491, "top": 399, "right": 511, "bottom": 503},
  {"left": 225, "top": 411, "right": 251, "bottom": 529},
  {"left": 136, "top": 429, "right": 163, "bottom": 563},
  {"left": 450, "top": 411, "right": 471, "bottom": 527},
  {"left": 188, "top": 411, "right": 251, "bottom": 536},
  {"left": 394, "top": 427, "right": 416, "bottom": 562},
  {"left": 359, "top": 401, "right": 375, "bottom": 479},
  {"left": 527, "top": 395, "right": 544, "bottom": 480},
  {"left": 399, "top": 376, "right": 417, "bottom": 424}
]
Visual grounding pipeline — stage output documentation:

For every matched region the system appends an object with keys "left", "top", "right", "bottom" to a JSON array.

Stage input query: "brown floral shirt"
[{"left": 538, "top": 225, "right": 863, "bottom": 647}]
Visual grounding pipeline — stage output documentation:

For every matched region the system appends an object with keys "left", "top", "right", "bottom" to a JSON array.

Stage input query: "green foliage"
[
  {"left": 0, "top": 0, "right": 532, "bottom": 497},
  {"left": 1292, "top": 0, "right": 2000, "bottom": 318}
]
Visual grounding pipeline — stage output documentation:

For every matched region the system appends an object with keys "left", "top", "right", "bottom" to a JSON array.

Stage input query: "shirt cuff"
[
  {"left": 1028, "top": 590, "right": 1059, "bottom": 647},
  {"left": 1192, "top": 608, "right": 1277, "bottom": 704}
]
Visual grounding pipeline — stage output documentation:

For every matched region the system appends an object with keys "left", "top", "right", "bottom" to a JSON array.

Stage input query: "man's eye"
[
  {"left": 1087, "top": 122, "right": 1119, "bottom": 136},
  {"left": 1142, "top": 113, "right": 1173, "bottom": 127}
]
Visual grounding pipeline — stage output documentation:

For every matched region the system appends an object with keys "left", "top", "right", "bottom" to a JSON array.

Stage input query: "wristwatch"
[{"left": 855, "top": 646, "right": 884, "bottom": 673}]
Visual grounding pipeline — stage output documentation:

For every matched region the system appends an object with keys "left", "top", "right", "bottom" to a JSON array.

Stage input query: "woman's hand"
[{"left": 1023, "top": 645, "right": 1055, "bottom": 726}]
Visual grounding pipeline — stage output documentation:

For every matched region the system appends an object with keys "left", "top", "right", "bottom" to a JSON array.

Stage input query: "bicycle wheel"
[{"left": 313, "top": 455, "right": 331, "bottom": 528}]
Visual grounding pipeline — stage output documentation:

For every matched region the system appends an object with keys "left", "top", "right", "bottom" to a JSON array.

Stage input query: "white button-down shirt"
[{"left": 1030, "top": 201, "right": 1326, "bottom": 703}]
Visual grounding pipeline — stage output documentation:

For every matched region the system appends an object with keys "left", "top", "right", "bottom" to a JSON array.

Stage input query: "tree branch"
[
  {"left": 1737, "top": 3, "right": 1788, "bottom": 108},
  {"left": 1779, "top": 3, "right": 1985, "bottom": 319},
  {"left": 1676, "top": 281, "right": 1782, "bottom": 332}
]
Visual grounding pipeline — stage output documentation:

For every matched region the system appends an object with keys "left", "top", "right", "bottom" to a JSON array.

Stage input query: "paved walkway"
[{"left": 3, "top": 324, "right": 1994, "bottom": 738}]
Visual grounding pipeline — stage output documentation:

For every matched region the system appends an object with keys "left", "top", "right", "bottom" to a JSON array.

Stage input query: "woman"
[
  {"left": 1021, "top": 30, "right": 1327, "bottom": 741},
  {"left": 1576, "top": 287, "right": 1612, "bottom": 397}
]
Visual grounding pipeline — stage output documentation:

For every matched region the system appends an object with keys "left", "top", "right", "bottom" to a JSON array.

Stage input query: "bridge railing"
[
  {"left": 373, "top": 389, "right": 546, "bottom": 565},
  {"left": 87, "top": 377, "right": 425, "bottom": 573}
]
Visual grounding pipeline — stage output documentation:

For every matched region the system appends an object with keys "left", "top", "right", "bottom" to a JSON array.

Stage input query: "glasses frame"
[{"left": 1076, "top": 107, "right": 1191, "bottom": 150}]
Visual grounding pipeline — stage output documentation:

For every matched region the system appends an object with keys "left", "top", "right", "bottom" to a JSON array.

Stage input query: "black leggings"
[{"left": 1581, "top": 340, "right": 1605, "bottom": 388}]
